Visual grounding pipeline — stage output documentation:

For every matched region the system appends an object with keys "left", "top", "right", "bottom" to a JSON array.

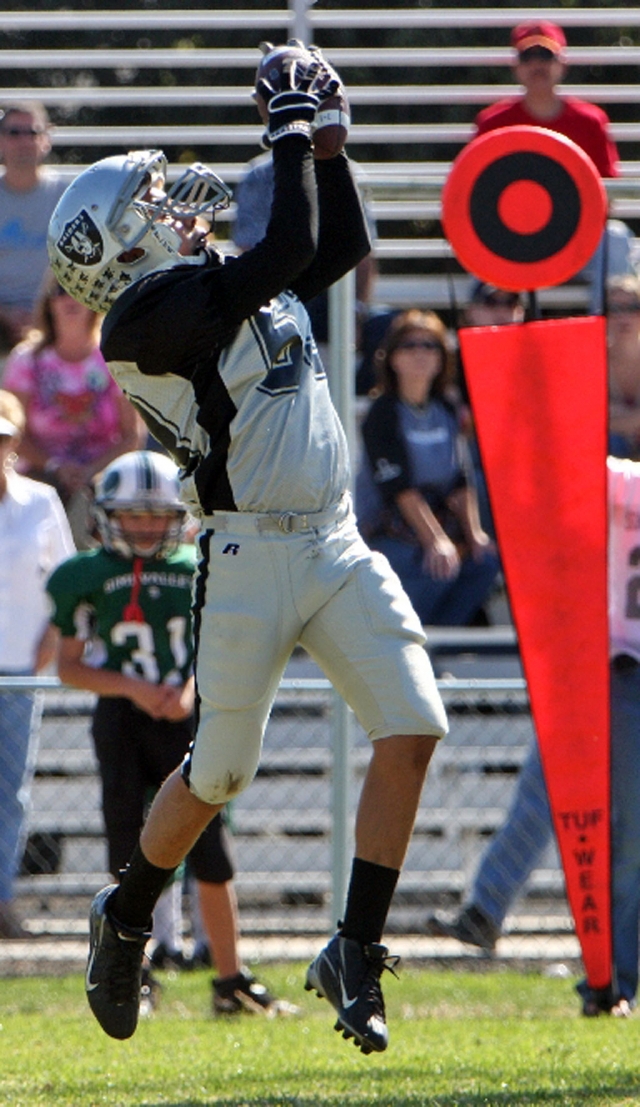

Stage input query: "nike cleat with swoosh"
[
  {"left": 304, "top": 933, "right": 399, "bottom": 1054},
  {"left": 85, "top": 884, "right": 151, "bottom": 1040}
]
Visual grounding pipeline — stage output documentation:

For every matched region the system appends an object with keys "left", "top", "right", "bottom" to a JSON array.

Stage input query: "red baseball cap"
[{"left": 511, "top": 21, "right": 567, "bottom": 57}]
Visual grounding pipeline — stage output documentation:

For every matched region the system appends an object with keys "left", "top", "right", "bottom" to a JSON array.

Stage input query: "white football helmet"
[
  {"left": 47, "top": 149, "right": 231, "bottom": 313},
  {"left": 93, "top": 450, "right": 188, "bottom": 558}
]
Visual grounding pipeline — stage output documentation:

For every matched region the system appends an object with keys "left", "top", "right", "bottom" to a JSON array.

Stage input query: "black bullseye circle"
[{"left": 469, "top": 151, "right": 580, "bottom": 262}]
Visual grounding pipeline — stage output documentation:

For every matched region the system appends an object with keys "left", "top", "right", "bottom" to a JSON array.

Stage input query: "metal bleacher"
[
  {"left": 1, "top": 5, "right": 630, "bottom": 968},
  {"left": 2, "top": 5, "right": 640, "bottom": 311}
]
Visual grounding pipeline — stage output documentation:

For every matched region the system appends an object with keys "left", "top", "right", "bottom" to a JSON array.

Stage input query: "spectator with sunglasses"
[
  {"left": 474, "top": 21, "right": 618, "bottom": 177},
  {"left": 463, "top": 281, "right": 524, "bottom": 330},
  {"left": 474, "top": 21, "right": 633, "bottom": 314},
  {"left": 356, "top": 309, "right": 499, "bottom": 626},
  {"left": 0, "top": 102, "right": 67, "bottom": 357}
]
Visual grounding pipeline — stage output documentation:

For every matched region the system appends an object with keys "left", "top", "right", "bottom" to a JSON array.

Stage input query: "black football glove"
[
  {"left": 257, "top": 42, "right": 339, "bottom": 148},
  {"left": 307, "top": 43, "right": 344, "bottom": 98}
]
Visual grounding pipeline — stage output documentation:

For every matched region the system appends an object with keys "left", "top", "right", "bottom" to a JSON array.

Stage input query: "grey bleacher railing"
[
  {"left": 2, "top": 7, "right": 639, "bottom": 30},
  {"left": 6, "top": 83, "right": 640, "bottom": 106},
  {"left": 0, "top": 673, "right": 527, "bottom": 695},
  {"left": 3, "top": 49, "right": 640, "bottom": 72}
]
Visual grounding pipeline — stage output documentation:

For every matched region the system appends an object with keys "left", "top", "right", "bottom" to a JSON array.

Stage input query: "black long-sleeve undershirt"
[{"left": 102, "top": 138, "right": 370, "bottom": 377}]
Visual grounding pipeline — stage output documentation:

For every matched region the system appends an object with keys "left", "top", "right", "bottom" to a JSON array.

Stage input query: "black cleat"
[
  {"left": 85, "top": 884, "right": 151, "bottom": 1040},
  {"left": 582, "top": 996, "right": 633, "bottom": 1018},
  {"left": 305, "top": 933, "right": 399, "bottom": 1054},
  {"left": 580, "top": 982, "right": 634, "bottom": 1019},
  {"left": 425, "top": 904, "right": 499, "bottom": 952},
  {"left": 213, "top": 968, "right": 300, "bottom": 1017}
]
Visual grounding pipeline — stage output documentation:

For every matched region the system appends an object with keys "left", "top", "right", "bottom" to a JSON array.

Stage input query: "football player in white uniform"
[{"left": 47, "top": 46, "right": 448, "bottom": 1053}]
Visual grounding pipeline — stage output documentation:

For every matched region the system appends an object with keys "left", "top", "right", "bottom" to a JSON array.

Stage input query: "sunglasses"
[
  {"left": 518, "top": 46, "right": 557, "bottom": 63},
  {"left": 608, "top": 302, "right": 640, "bottom": 315},
  {"left": 396, "top": 340, "right": 441, "bottom": 352},
  {"left": 1, "top": 127, "right": 45, "bottom": 138}
]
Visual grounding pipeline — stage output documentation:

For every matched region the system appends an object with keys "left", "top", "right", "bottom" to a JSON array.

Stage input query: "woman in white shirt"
[{"left": 0, "top": 390, "right": 74, "bottom": 938}]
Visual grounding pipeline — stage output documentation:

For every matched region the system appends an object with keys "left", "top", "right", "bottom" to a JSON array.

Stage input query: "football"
[
  {"left": 254, "top": 41, "right": 350, "bottom": 160},
  {"left": 312, "top": 83, "right": 350, "bottom": 160}
]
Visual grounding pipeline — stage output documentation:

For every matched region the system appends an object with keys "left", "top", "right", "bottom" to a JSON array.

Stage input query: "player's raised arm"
[{"left": 216, "top": 43, "right": 368, "bottom": 319}]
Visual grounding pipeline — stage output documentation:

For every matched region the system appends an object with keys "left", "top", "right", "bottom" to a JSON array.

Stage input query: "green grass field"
[{"left": 1, "top": 964, "right": 639, "bottom": 1106}]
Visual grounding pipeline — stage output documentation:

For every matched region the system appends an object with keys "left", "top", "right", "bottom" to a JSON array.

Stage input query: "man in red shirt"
[
  {"left": 474, "top": 20, "right": 627, "bottom": 312},
  {"left": 474, "top": 20, "right": 619, "bottom": 179}
]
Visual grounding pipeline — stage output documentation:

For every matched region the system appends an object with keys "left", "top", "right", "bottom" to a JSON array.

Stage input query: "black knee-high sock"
[
  {"left": 109, "top": 843, "right": 176, "bottom": 931},
  {"left": 339, "top": 857, "right": 400, "bottom": 946}
]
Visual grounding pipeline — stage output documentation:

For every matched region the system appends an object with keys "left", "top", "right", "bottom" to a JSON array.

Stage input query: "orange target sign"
[{"left": 442, "top": 126, "right": 607, "bottom": 291}]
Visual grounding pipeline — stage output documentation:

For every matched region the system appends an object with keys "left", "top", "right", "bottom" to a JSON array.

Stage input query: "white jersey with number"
[
  {"left": 106, "top": 287, "right": 349, "bottom": 517},
  {"left": 608, "top": 455, "right": 640, "bottom": 661},
  {"left": 101, "top": 145, "right": 367, "bottom": 521},
  {"left": 97, "top": 140, "right": 448, "bottom": 796}
]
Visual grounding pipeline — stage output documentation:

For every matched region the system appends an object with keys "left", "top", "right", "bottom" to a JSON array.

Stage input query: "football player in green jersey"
[{"left": 46, "top": 450, "right": 297, "bottom": 1017}]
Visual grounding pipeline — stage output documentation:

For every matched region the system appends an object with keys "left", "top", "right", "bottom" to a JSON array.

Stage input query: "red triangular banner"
[{"left": 460, "top": 316, "right": 611, "bottom": 989}]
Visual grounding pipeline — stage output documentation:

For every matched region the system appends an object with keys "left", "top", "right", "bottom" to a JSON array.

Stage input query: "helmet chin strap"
[{"left": 123, "top": 557, "right": 146, "bottom": 623}]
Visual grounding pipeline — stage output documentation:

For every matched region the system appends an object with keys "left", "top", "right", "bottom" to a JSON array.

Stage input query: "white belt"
[{"left": 201, "top": 494, "right": 350, "bottom": 536}]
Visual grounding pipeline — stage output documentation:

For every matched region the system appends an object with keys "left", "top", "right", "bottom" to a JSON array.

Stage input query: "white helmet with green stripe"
[{"left": 93, "top": 450, "right": 188, "bottom": 558}]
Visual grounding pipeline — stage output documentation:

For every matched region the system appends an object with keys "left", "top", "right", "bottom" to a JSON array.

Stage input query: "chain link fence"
[{"left": 0, "top": 668, "right": 580, "bottom": 976}]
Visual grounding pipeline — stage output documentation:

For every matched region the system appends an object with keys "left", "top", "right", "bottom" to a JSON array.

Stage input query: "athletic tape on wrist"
[
  {"left": 313, "top": 109, "right": 351, "bottom": 132},
  {"left": 268, "top": 121, "right": 313, "bottom": 142}
]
